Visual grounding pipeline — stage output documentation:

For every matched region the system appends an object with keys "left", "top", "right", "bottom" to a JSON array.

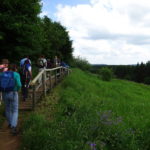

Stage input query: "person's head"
[
  {"left": 8, "top": 64, "right": 18, "bottom": 72},
  {"left": 24, "top": 59, "right": 30, "bottom": 64},
  {"left": 1, "top": 59, "right": 9, "bottom": 65},
  {"left": 24, "top": 56, "right": 29, "bottom": 59},
  {"left": 40, "top": 55, "right": 45, "bottom": 58}
]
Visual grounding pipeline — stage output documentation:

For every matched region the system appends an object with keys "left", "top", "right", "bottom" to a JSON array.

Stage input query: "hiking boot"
[
  {"left": 8, "top": 124, "right": 11, "bottom": 128},
  {"left": 11, "top": 127, "right": 18, "bottom": 135}
]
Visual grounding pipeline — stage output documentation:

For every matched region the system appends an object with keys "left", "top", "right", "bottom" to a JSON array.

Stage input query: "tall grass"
[{"left": 21, "top": 69, "right": 150, "bottom": 150}]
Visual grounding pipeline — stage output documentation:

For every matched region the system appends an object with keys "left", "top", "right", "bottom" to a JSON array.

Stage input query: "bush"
[
  {"left": 144, "top": 77, "right": 150, "bottom": 85},
  {"left": 71, "top": 56, "right": 91, "bottom": 71},
  {"left": 99, "top": 67, "right": 113, "bottom": 81}
]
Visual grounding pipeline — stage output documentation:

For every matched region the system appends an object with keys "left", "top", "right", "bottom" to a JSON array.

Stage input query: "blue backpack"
[{"left": 0, "top": 71, "right": 15, "bottom": 92}]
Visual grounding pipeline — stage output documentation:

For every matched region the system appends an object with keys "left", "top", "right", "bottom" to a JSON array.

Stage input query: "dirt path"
[{"left": 0, "top": 121, "right": 21, "bottom": 150}]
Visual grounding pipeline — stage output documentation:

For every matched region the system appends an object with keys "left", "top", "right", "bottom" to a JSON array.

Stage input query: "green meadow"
[{"left": 21, "top": 69, "right": 150, "bottom": 150}]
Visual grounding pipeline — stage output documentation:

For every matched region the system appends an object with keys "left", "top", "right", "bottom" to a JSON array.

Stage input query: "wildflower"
[{"left": 90, "top": 143, "right": 96, "bottom": 150}]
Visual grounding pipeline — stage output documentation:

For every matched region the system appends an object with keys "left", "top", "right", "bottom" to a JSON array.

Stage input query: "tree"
[
  {"left": 41, "top": 16, "right": 73, "bottom": 63},
  {"left": 0, "top": 0, "right": 43, "bottom": 62}
]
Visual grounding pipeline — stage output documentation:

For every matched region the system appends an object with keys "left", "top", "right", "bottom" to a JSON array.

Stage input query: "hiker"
[
  {"left": 20, "top": 56, "right": 31, "bottom": 68},
  {"left": 37, "top": 55, "right": 47, "bottom": 83},
  {"left": 53, "top": 56, "right": 60, "bottom": 68},
  {"left": 47, "top": 58, "right": 53, "bottom": 69},
  {"left": 0, "top": 64, "right": 21, "bottom": 135},
  {"left": 60, "top": 61, "right": 69, "bottom": 68},
  {"left": 37, "top": 55, "right": 47, "bottom": 72},
  {"left": 0, "top": 59, "right": 9, "bottom": 106},
  {"left": 20, "top": 59, "right": 32, "bottom": 101},
  {"left": 0, "top": 59, "right": 9, "bottom": 72}
]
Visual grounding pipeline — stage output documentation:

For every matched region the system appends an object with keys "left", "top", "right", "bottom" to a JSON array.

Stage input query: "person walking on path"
[
  {"left": 37, "top": 55, "right": 47, "bottom": 83},
  {"left": 0, "top": 64, "right": 22, "bottom": 135},
  {"left": 37, "top": 55, "right": 47, "bottom": 72},
  {"left": 20, "top": 59, "right": 32, "bottom": 101},
  {"left": 0, "top": 59, "right": 9, "bottom": 113},
  {"left": 20, "top": 56, "right": 31, "bottom": 68},
  {"left": 53, "top": 56, "right": 60, "bottom": 68},
  {"left": 46, "top": 58, "right": 53, "bottom": 69}
]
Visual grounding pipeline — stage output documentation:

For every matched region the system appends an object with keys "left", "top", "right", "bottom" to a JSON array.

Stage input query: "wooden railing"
[{"left": 20, "top": 67, "right": 70, "bottom": 110}]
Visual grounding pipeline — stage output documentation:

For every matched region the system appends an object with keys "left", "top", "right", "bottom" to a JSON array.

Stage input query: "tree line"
[
  {"left": 0, "top": 0, "right": 73, "bottom": 64},
  {"left": 112, "top": 61, "right": 150, "bottom": 84},
  {"left": 91, "top": 61, "right": 150, "bottom": 85}
]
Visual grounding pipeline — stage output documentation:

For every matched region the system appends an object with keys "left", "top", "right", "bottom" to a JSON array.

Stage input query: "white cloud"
[
  {"left": 39, "top": 11, "right": 49, "bottom": 17},
  {"left": 55, "top": 0, "right": 150, "bottom": 64}
]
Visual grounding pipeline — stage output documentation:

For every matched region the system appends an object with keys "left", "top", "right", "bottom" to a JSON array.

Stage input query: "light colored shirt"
[{"left": 20, "top": 58, "right": 31, "bottom": 67}]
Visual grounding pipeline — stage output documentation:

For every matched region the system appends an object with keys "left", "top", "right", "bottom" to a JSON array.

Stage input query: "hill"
[{"left": 21, "top": 68, "right": 150, "bottom": 150}]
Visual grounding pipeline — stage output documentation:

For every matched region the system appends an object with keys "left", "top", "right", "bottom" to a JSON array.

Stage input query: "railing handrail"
[
  {"left": 30, "top": 66, "right": 69, "bottom": 85},
  {"left": 20, "top": 66, "right": 71, "bottom": 110},
  {"left": 30, "top": 69, "right": 45, "bottom": 85},
  {"left": 45, "top": 66, "right": 62, "bottom": 72}
]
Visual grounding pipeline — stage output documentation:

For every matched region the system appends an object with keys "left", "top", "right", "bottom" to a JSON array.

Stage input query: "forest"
[
  {"left": 0, "top": 0, "right": 73, "bottom": 64},
  {"left": 91, "top": 61, "right": 150, "bottom": 85}
]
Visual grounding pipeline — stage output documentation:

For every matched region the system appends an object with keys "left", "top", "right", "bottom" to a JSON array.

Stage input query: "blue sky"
[
  {"left": 41, "top": 0, "right": 150, "bottom": 65},
  {"left": 41, "top": 0, "right": 89, "bottom": 20}
]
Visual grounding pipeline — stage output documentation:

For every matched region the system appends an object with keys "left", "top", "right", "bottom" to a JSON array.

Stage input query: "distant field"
[{"left": 21, "top": 68, "right": 150, "bottom": 150}]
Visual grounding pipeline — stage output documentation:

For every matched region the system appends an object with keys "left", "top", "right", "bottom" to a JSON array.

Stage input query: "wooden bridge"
[{"left": 19, "top": 66, "right": 70, "bottom": 110}]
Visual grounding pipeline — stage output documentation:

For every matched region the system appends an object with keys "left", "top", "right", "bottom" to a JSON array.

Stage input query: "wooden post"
[
  {"left": 49, "top": 71, "right": 52, "bottom": 89},
  {"left": 55, "top": 69, "right": 57, "bottom": 85},
  {"left": 32, "top": 85, "right": 36, "bottom": 110},
  {"left": 60, "top": 67, "right": 62, "bottom": 80},
  {"left": 62, "top": 67, "right": 64, "bottom": 77},
  {"left": 42, "top": 70, "right": 46, "bottom": 96}
]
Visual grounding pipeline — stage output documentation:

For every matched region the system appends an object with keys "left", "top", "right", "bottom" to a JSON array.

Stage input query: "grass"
[{"left": 21, "top": 68, "right": 150, "bottom": 150}]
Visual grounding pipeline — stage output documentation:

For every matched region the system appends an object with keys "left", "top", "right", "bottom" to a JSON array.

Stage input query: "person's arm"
[
  {"left": 28, "top": 66, "right": 32, "bottom": 79},
  {"left": 14, "top": 72, "right": 22, "bottom": 91},
  {"left": 44, "top": 59, "right": 47, "bottom": 68}
]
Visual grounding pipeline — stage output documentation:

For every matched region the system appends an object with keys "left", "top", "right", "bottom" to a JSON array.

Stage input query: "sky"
[{"left": 41, "top": 0, "right": 150, "bottom": 65}]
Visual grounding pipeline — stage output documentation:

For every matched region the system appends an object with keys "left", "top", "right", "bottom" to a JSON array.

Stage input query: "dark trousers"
[{"left": 21, "top": 77, "right": 30, "bottom": 101}]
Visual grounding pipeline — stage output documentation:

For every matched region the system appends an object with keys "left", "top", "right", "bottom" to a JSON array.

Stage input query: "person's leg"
[
  {"left": 10, "top": 92, "right": 18, "bottom": 128},
  {"left": 3, "top": 92, "right": 12, "bottom": 126},
  {"left": 25, "top": 79, "right": 30, "bottom": 99},
  {"left": 22, "top": 80, "right": 26, "bottom": 101}
]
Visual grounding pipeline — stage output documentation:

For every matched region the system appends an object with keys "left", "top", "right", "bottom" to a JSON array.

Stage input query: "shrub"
[
  {"left": 71, "top": 56, "right": 91, "bottom": 71},
  {"left": 144, "top": 77, "right": 150, "bottom": 85},
  {"left": 99, "top": 67, "right": 113, "bottom": 81}
]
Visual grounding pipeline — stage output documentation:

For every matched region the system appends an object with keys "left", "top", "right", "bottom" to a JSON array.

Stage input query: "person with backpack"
[
  {"left": 46, "top": 58, "right": 53, "bottom": 69},
  {"left": 53, "top": 56, "right": 60, "bottom": 67},
  {"left": 37, "top": 55, "right": 47, "bottom": 72},
  {"left": 0, "top": 64, "right": 21, "bottom": 135},
  {"left": 37, "top": 55, "right": 47, "bottom": 83},
  {"left": 60, "top": 61, "right": 70, "bottom": 68},
  {"left": 20, "top": 59, "right": 32, "bottom": 101},
  {"left": 0, "top": 59, "right": 9, "bottom": 114},
  {"left": 20, "top": 56, "right": 31, "bottom": 68}
]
